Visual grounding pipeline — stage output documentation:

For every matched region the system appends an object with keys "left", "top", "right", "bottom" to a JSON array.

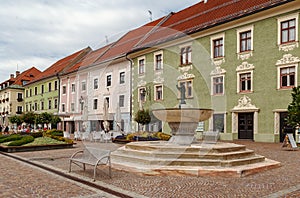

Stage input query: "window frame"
[
  {"left": 106, "top": 74, "right": 112, "bottom": 87},
  {"left": 93, "top": 78, "right": 99, "bottom": 90},
  {"left": 277, "top": 13, "right": 299, "bottom": 49},
  {"left": 212, "top": 113, "right": 225, "bottom": 133},
  {"left": 62, "top": 85, "right": 67, "bottom": 95},
  {"left": 138, "top": 87, "right": 146, "bottom": 103},
  {"left": 154, "top": 85, "right": 163, "bottom": 101},
  {"left": 212, "top": 76, "right": 224, "bottom": 95},
  {"left": 154, "top": 51, "right": 163, "bottom": 71},
  {"left": 178, "top": 80, "right": 193, "bottom": 99},
  {"left": 236, "top": 25, "right": 254, "bottom": 59},
  {"left": 180, "top": 46, "right": 192, "bottom": 66},
  {"left": 119, "top": 71, "right": 125, "bottom": 84},
  {"left": 81, "top": 81, "right": 86, "bottom": 92},
  {"left": 238, "top": 72, "right": 252, "bottom": 93},
  {"left": 138, "top": 56, "right": 145, "bottom": 75},
  {"left": 71, "top": 83, "right": 75, "bottom": 93},
  {"left": 93, "top": 98, "right": 98, "bottom": 110},
  {"left": 278, "top": 65, "right": 297, "bottom": 89},
  {"left": 210, "top": 33, "right": 225, "bottom": 59},
  {"left": 119, "top": 95, "right": 125, "bottom": 107}
]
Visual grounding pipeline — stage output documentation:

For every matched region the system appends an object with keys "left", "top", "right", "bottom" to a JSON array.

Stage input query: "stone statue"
[{"left": 176, "top": 83, "right": 186, "bottom": 108}]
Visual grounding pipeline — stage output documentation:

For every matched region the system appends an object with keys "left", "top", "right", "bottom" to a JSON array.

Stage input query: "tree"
[
  {"left": 21, "top": 112, "right": 36, "bottom": 126},
  {"left": 39, "top": 112, "right": 53, "bottom": 129},
  {"left": 9, "top": 115, "right": 23, "bottom": 127},
  {"left": 51, "top": 115, "right": 61, "bottom": 129},
  {"left": 134, "top": 109, "right": 151, "bottom": 131},
  {"left": 287, "top": 86, "right": 300, "bottom": 128}
]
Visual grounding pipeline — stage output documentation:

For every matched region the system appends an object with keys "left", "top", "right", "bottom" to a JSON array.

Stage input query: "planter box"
[{"left": 0, "top": 143, "right": 74, "bottom": 153}]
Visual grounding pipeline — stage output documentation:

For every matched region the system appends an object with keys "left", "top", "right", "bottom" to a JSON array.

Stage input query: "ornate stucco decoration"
[
  {"left": 137, "top": 80, "right": 147, "bottom": 87},
  {"left": 213, "top": 58, "right": 225, "bottom": 66},
  {"left": 238, "top": 51, "right": 253, "bottom": 60},
  {"left": 232, "top": 95, "right": 259, "bottom": 112},
  {"left": 276, "top": 54, "right": 300, "bottom": 66},
  {"left": 153, "top": 76, "right": 165, "bottom": 84},
  {"left": 236, "top": 62, "right": 255, "bottom": 72},
  {"left": 279, "top": 42, "right": 299, "bottom": 52},
  {"left": 177, "top": 72, "right": 195, "bottom": 81},
  {"left": 210, "top": 66, "right": 226, "bottom": 76},
  {"left": 178, "top": 64, "right": 193, "bottom": 73}
]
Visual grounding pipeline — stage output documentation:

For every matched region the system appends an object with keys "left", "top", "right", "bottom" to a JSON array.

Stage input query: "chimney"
[
  {"left": 16, "top": 71, "right": 20, "bottom": 77},
  {"left": 10, "top": 74, "right": 14, "bottom": 79}
]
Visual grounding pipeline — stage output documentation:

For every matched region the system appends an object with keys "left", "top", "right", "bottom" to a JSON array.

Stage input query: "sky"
[{"left": 0, "top": 0, "right": 200, "bottom": 81}]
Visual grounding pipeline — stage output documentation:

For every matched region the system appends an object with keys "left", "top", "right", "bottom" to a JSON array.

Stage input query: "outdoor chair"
[
  {"left": 74, "top": 131, "right": 81, "bottom": 140},
  {"left": 63, "top": 131, "right": 71, "bottom": 139},
  {"left": 82, "top": 131, "right": 91, "bottom": 141},
  {"left": 92, "top": 131, "right": 103, "bottom": 142}
]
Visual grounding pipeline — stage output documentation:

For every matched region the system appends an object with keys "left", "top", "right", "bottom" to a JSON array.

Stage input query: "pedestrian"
[
  {"left": 0, "top": 125, "right": 2, "bottom": 133},
  {"left": 4, "top": 126, "right": 9, "bottom": 134}
]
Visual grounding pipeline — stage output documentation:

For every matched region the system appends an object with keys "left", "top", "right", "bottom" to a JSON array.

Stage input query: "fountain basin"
[{"left": 152, "top": 108, "right": 214, "bottom": 145}]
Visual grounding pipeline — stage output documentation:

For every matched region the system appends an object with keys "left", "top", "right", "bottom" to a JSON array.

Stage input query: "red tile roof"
[
  {"left": 0, "top": 67, "right": 42, "bottom": 88},
  {"left": 134, "top": 0, "right": 293, "bottom": 49},
  {"left": 95, "top": 17, "right": 166, "bottom": 63},
  {"left": 27, "top": 47, "right": 92, "bottom": 85}
]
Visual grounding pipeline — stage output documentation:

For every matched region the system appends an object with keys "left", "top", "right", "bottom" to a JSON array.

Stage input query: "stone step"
[
  {"left": 114, "top": 147, "right": 255, "bottom": 160},
  {"left": 111, "top": 152, "right": 265, "bottom": 167}
]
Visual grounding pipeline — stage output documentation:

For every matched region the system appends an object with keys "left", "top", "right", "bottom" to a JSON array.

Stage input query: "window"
[
  {"left": 62, "top": 86, "right": 66, "bottom": 94},
  {"left": 71, "top": 103, "right": 75, "bottom": 112},
  {"left": 213, "top": 76, "right": 224, "bottom": 95},
  {"left": 213, "top": 38, "right": 224, "bottom": 58},
  {"left": 54, "top": 99, "right": 58, "bottom": 109},
  {"left": 94, "top": 78, "right": 98, "bottom": 89},
  {"left": 281, "top": 19, "right": 296, "bottom": 44},
  {"left": 71, "top": 84, "right": 75, "bottom": 93},
  {"left": 48, "top": 100, "right": 52, "bottom": 109},
  {"left": 106, "top": 75, "right": 112, "bottom": 87},
  {"left": 138, "top": 87, "right": 146, "bottom": 102},
  {"left": 81, "top": 81, "right": 86, "bottom": 91},
  {"left": 236, "top": 25, "right": 253, "bottom": 59},
  {"left": 240, "top": 31, "right": 251, "bottom": 52},
  {"left": 280, "top": 67, "right": 295, "bottom": 88},
  {"left": 277, "top": 13, "right": 298, "bottom": 51},
  {"left": 26, "top": 90, "right": 28, "bottom": 98},
  {"left": 35, "top": 87, "right": 38, "bottom": 95},
  {"left": 178, "top": 80, "right": 193, "bottom": 98},
  {"left": 48, "top": 82, "right": 52, "bottom": 92},
  {"left": 93, "top": 99, "right": 98, "bottom": 110},
  {"left": 40, "top": 101, "right": 44, "bottom": 110},
  {"left": 17, "top": 93, "right": 23, "bottom": 101},
  {"left": 239, "top": 73, "right": 251, "bottom": 92},
  {"left": 34, "top": 103, "right": 38, "bottom": 111},
  {"left": 180, "top": 46, "right": 192, "bottom": 65},
  {"left": 62, "top": 104, "right": 65, "bottom": 112},
  {"left": 120, "top": 72, "right": 125, "bottom": 84},
  {"left": 155, "top": 85, "right": 163, "bottom": 101},
  {"left": 154, "top": 53, "right": 163, "bottom": 70},
  {"left": 30, "top": 89, "right": 32, "bottom": 97},
  {"left": 138, "top": 58, "right": 145, "bottom": 75},
  {"left": 41, "top": 85, "right": 44, "bottom": 94},
  {"left": 17, "top": 106, "right": 22, "bottom": 114},
  {"left": 213, "top": 114, "right": 225, "bottom": 133},
  {"left": 26, "top": 104, "right": 28, "bottom": 112},
  {"left": 119, "top": 95, "right": 125, "bottom": 107},
  {"left": 54, "top": 81, "right": 58, "bottom": 90},
  {"left": 105, "top": 97, "right": 110, "bottom": 108}
]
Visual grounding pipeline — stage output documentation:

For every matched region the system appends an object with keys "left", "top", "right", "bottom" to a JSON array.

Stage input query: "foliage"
[
  {"left": 287, "top": 86, "right": 300, "bottom": 127},
  {"left": 21, "top": 112, "right": 36, "bottom": 125},
  {"left": 45, "top": 129, "right": 63, "bottom": 137},
  {"left": 8, "top": 115, "right": 23, "bottom": 126},
  {"left": 7, "top": 135, "right": 34, "bottom": 146},
  {"left": 30, "top": 132, "right": 43, "bottom": 138},
  {"left": 124, "top": 131, "right": 171, "bottom": 141},
  {"left": 134, "top": 109, "right": 151, "bottom": 126},
  {"left": 51, "top": 115, "right": 61, "bottom": 129},
  {"left": 0, "top": 134, "right": 22, "bottom": 143},
  {"left": 24, "top": 137, "right": 69, "bottom": 146}
]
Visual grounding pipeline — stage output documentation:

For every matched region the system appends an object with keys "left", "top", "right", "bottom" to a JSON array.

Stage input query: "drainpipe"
[
  {"left": 126, "top": 53, "right": 133, "bottom": 133},
  {"left": 56, "top": 73, "right": 61, "bottom": 130}
]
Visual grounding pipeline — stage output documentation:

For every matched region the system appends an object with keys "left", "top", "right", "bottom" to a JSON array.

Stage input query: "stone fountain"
[{"left": 111, "top": 84, "right": 280, "bottom": 177}]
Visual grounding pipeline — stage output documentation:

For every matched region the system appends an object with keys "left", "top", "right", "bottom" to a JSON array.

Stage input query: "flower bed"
[{"left": 112, "top": 131, "right": 171, "bottom": 144}]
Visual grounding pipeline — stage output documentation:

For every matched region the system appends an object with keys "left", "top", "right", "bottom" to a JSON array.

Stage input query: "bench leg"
[
  {"left": 93, "top": 166, "right": 97, "bottom": 182},
  {"left": 69, "top": 160, "right": 72, "bottom": 172},
  {"left": 83, "top": 163, "right": 86, "bottom": 171},
  {"left": 108, "top": 158, "right": 112, "bottom": 178}
]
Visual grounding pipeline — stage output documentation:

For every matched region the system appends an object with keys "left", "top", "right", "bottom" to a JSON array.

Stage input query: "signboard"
[
  {"left": 282, "top": 134, "right": 298, "bottom": 150},
  {"left": 196, "top": 122, "right": 204, "bottom": 132}
]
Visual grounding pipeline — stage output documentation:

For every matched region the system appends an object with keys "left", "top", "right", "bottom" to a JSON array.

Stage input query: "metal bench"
[{"left": 69, "top": 147, "right": 111, "bottom": 181}]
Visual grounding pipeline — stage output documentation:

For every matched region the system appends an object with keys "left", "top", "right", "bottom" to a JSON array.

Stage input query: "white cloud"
[{"left": 0, "top": 0, "right": 199, "bottom": 80}]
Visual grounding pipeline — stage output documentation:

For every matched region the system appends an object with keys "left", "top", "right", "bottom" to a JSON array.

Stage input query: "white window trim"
[
  {"left": 277, "top": 64, "right": 298, "bottom": 90},
  {"left": 153, "top": 50, "right": 163, "bottom": 71},
  {"left": 209, "top": 112, "right": 227, "bottom": 133},
  {"left": 138, "top": 56, "right": 146, "bottom": 76},
  {"left": 119, "top": 94, "right": 125, "bottom": 107},
  {"left": 236, "top": 71, "right": 254, "bottom": 93},
  {"left": 236, "top": 25, "right": 254, "bottom": 60},
  {"left": 106, "top": 73, "right": 112, "bottom": 88},
  {"left": 93, "top": 78, "right": 99, "bottom": 90},
  {"left": 71, "top": 83, "right": 75, "bottom": 94},
  {"left": 81, "top": 81, "right": 86, "bottom": 92},
  {"left": 210, "top": 33, "right": 225, "bottom": 60},
  {"left": 62, "top": 84, "right": 67, "bottom": 95},
  {"left": 119, "top": 70, "right": 126, "bottom": 85},
  {"left": 138, "top": 87, "right": 146, "bottom": 102},
  {"left": 277, "top": 12, "right": 299, "bottom": 51},
  {"left": 154, "top": 84, "right": 163, "bottom": 101},
  {"left": 178, "top": 80, "right": 194, "bottom": 99},
  {"left": 211, "top": 75, "right": 225, "bottom": 96}
]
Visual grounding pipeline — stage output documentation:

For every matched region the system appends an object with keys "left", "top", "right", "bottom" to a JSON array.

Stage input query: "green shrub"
[
  {"left": 0, "top": 134, "right": 23, "bottom": 143},
  {"left": 7, "top": 135, "right": 35, "bottom": 146},
  {"left": 30, "top": 132, "right": 43, "bottom": 138},
  {"left": 45, "top": 129, "right": 63, "bottom": 137}
]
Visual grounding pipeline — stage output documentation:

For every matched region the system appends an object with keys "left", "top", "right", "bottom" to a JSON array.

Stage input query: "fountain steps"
[
  {"left": 111, "top": 141, "right": 281, "bottom": 177},
  {"left": 114, "top": 147, "right": 257, "bottom": 160}
]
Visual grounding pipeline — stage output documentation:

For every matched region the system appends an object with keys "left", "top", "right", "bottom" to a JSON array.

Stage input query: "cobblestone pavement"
[{"left": 2, "top": 140, "right": 300, "bottom": 197}]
